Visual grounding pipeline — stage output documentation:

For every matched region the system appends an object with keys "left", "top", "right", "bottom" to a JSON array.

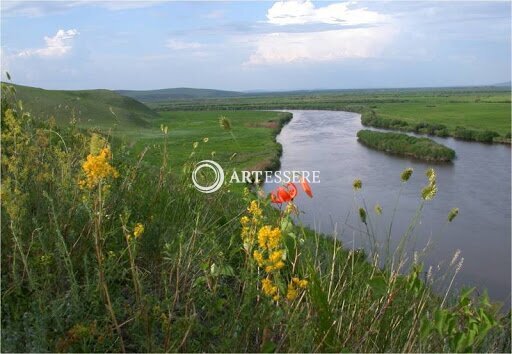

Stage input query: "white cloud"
[
  {"left": 166, "top": 39, "right": 202, "bottom": 50},
  {"left": 18, "top": 29, "right": 79, "bottom": 58},
  {"left": 247, "top": 26, "right": 396, "bottom": 65},
  {"left": 267, "top": 0, "right": 388, "bottom": 26},
  {"left": 246, "top": 1, "right": 396, "bottom": 65}
]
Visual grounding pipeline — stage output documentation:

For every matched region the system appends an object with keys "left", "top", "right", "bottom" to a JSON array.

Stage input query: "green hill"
[
  {"left": 116, "top": 87, "right": 245, "bottom": 102},
  {"left": 3, "top": 83, "right": 158, "bottom": 130}
]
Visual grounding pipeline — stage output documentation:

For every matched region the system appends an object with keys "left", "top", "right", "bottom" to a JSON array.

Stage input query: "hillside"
[
  {"left": 4, "top": 83, "right": 158, "bottom": 129},
  {"left": 116, "top": 87, "right": 245, "bottom": 102}
]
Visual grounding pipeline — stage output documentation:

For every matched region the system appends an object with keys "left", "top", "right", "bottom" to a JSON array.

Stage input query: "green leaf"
[
  {"left": 420, "top": 317, "right": 433, "bottom": 340},
  {"left": 434, "top": 309, "right": 447, "bottom": 334},
  {"left": 369, "top": 276, "right": 387, "bottom": 297},
  {"left": 260, "top": 341, "right": 276, "bottom": 353}
]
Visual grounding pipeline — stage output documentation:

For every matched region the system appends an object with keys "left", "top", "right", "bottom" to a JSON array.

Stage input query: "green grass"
[
  {"left": 123, "top": 110, "right": 292, "bottom": 173},
  {"left": 357, "top": 129, "right": 456, "bottom": 162},
  {"left": 145, "top": 88, "right": 511, "bottom": 140},
  {"left": 7, "top": 83, "right": 158, "bottom": 129},
  {"left": 374, "top": 101, "right": 510, "bottom": 134}
]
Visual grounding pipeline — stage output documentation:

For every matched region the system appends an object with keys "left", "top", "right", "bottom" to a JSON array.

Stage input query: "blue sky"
[{"left": 1, "top": 1, "right": 510, "bottom": 91}]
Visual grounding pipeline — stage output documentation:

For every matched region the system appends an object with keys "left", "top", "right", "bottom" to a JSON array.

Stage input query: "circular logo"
[{"left": 191, "top": 160, "right": 225, "bottom": 193}]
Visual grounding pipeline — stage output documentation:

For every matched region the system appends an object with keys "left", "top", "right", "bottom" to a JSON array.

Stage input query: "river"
[{"left": 263, "top": 110, "right": 511, "bottom": 306}]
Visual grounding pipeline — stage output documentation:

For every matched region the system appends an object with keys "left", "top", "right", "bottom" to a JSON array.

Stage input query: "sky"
[{"left": 1, "top": 0, "right": 511, "bottom": 91}]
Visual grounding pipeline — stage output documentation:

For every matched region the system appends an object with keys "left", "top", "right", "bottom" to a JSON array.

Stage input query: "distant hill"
[
  {"left": 116, "top": 87, "right": 245, "bottom": 102},
  {"left": 492, "top": 81, "right": 511, "bottom": 87},
  {"left": 3, "top": 83, "right": 158, "bottom": 129}
]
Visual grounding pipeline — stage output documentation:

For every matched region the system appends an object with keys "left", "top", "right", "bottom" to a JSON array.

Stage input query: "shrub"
[{"left": 356, "top": 129, "right": 456, "bottom": 161}]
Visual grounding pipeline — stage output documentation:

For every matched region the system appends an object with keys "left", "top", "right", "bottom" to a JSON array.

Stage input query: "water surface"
[{"left": 264, "top": 110, "right": 511, "bottom": 305}]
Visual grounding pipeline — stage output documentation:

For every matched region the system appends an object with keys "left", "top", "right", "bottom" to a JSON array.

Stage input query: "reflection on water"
[{"left": 264, "top": 110, "right": 511, "bottom": 306}]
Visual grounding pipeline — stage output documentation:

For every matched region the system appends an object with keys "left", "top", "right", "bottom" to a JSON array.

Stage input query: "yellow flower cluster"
[
  {"left": 286, "top": 277, "right": 309, "bottom": 301},
  {"left": 253, "top": 249, "right": 285, "bottom": 273},
  {"left": 127, "top": 222, "right": 144, "bottom": 242},
  {"left": 133, "top": 223, "right": 144, "bottom": 238},
  {"left": 240, "top": 199, "right": 308, "bottom": 303},
  {"left": 257, "top": 225, "right": 281, "bottom": 250},
  {"left": 247, "top": 200, "right": 262, "bottom": 218},
  {"left": 262, "top": 278, "right": 279, "bottom": 301},
  {"left": 240, "top": 200, "right": 263, "bottom": 248},
  {"left": 79, "top": 147, "right": 119, "bottom": 189},
  {"left": 254, "top": 226, "right": 285, "bottom": 273}
]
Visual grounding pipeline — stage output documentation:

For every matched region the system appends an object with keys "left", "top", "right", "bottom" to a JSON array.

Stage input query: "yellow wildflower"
[
  {"left": 274, "top": 261, "right": 285, "bottom": 270},
  {"left": 286, "top": 282, "right": 298, "bottom": 301},
  {"left": 292, "top": 277, "right": 309, "bottom": 289},
  {"left": 261, "top": 278, "right": 278, "bottom": 297},
  {"left": 268, "top": 250, "right": 283, "bottom": 263},
  {"left": 240, "top": 216, "right": 250, "bottom": 226},
  {"left": 248, "top": 200, "right": 262, "bottom": 219},
  {"left": 353, "top": 179, "right": 362, "bottom": 191},
  {"left": 133, "top": 223, "right": 144, "bottom": 238},
  {"left": 374, "top": 203, "right": 382, "bottom": 215},
  {"left": 80, "top": 147, "right": 119, "bottom": 189},
  {"left": 253, "top": 250, "right": 264, "bottom": 266},
  {"left": 257, "top": 225, "right": 281, "bottom": 250},
  {"left": 298, "top": 279, "right": 308, "bottom": 288}
]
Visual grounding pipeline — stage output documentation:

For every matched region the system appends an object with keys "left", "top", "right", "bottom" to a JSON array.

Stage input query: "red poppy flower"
[
  {"left": 301, "top": 177, "right": 313, "bottom": 198},
  {"left": 286, "top": 182, "right": 297, "bottom": 199},
  {"left": 277, "top": 186, "right": 292, "bottom": 202}
]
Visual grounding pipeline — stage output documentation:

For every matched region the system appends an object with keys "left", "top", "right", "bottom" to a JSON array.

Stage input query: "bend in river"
[{"left": 264, "top": 110, "right": 511, "bottom": 306}]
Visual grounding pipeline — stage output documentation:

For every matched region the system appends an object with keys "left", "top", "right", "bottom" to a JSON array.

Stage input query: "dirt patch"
[{"left": 246, "top": 120, "right": 280, "bottom": 129}]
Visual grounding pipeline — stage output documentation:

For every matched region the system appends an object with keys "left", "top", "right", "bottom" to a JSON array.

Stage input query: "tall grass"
[{"left": 1, "top": 84, "right": 510, "bottom": 352}]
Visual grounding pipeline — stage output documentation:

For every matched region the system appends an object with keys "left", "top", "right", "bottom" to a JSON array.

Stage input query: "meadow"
[
  {"left": 1, "top": 82, "right": 511, "bottom": 352},
  {"left": 145, "top": 87, "right": 511, "bottom": 142}
]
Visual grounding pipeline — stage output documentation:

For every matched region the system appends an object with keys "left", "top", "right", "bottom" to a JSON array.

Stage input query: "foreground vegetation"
[
  {"left": 357, "top": 130, "right": 456, "bottom": 162},
  {"left": 2, "top": 82, "right": 510, "bottom": 352}
]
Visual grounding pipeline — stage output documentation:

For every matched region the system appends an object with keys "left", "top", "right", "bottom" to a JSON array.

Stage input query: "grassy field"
[
  {"left": 2, "top": 83, "right": 511, "bottom": 352},
  {"left": 146, "top": 88, "right": 511, "bottom": 139},
  {"left": 9, "top": 83, "right": 158, "bottom": 130},
  {"left": 374, "top": 101, "right": 510, "bottom": 135},
  {"left": 124, "top": 110, "right": 291, "bottom": 174}
]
